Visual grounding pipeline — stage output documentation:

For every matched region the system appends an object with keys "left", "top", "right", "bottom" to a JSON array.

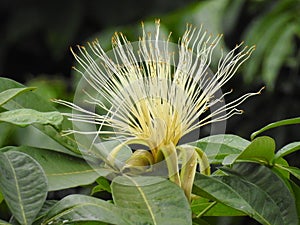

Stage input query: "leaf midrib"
[
  {"left": 127, "top": 176, "right": 157, "bottom": 225},
  {"left": 200, "top": 175, "right": 281, "bottom": 225},
  {"left": 5, "top": 153, "right": 27, "bottom": 225}
]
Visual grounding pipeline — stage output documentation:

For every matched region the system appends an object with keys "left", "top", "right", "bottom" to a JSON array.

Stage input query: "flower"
[{"left": 55, "top": 20, "right": 262, "bottom": 200}]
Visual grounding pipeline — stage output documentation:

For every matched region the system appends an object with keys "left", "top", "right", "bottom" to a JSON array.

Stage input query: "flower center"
[{"left": 129, "top": 97, "right": 183, "bottom": 153}]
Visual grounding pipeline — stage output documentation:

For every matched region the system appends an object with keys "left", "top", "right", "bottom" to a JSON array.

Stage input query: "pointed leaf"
[
  {"left": 272, "top": 157, "right": 290, "bottom": 179},
  {"left": 0, "top": 109, "right": 63, "bottom": 128},
  {"left": 251, "top": 117, "right": 300, "bottom": 139},
  {"left": 225, "top": 163, "right": 297, "bottom": 224},
  {"left": 275, "top": 142, "right": 300, "bottom": 159},
  {"left": 193, "top": 163, "right": 298, "bottom": 225},
  {"left": 42, "top": 194, "right": 125, "bottom": 225},
  {"left": 275, "top": 165, "right": 300, "bottom": 180},
  {"left": 0, "top": 78, "right": 56, "bottom": 112},
  {"left": 0, "top": 87, "right": 36, "bottom": 106},
  {"left": 191, "top": 134, "right": 250, "bottom": 163},
  {"left": 231, "top": 163, "right": 298, "bottom": 224},
  {"left": 9, "top": 146, "right": 109, "bottom": 191},
  {"left": 0, "top": 151, "right": 47, "bottom": 225},
  {"left": 112, "top": 176, "right": 192, "bottom": 225},
  {"left": 224, "top": 136, "right": 275, "bottom": 165},
  {"left": 0, "top": 78, "right": 80, "bottom": 155},
  {"left": 194, "top": 173, "right": 265, "bottom": 223}
]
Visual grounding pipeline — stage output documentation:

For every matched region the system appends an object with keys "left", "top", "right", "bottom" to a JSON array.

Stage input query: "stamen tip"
[{"left": 258, "top": 86, "right": 266, "bottom": 94}]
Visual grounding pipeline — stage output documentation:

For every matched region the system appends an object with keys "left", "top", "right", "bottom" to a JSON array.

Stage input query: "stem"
[
  {"left": 194, "top": 146, "right": 211, "bottom": 175},
  {"left": 177, "top": 146, "right": 198, "bottom": 202},
  {"left": 159, "top": 143, "right": 181, "bottom": 187},
  {"left": 196, "top": 201, "right": 217, "bottom": 218},
  {"left": 122, "top": 149, "right": 154, "bottom": 174},
  {"left": 107, "top": 138, "right": 148, "bottom": 170}
]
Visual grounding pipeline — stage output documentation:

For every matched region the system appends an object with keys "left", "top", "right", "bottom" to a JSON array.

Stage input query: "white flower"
[
  {"left": 55, "top": 20, "right": 262, "bottom": 200},
  {"left": 57, "top": 20, "right": 260, "bottom": 157}
]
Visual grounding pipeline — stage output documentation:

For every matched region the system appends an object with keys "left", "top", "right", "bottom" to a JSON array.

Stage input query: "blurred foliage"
[
  {"left": 1, "top": 0, "right": 299, "bottom": 93},
  {"left": 0, "top": 0, "right": 196, "bottom": 82},
  {"left": 240, "top": 0, "right": 300, "bottom": 90}
]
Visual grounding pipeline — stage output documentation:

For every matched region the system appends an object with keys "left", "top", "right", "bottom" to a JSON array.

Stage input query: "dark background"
[
  {"left": 0, "top": 0, "right": 299, "bottom": 224},
  {"left": 0, "top": 0, "right": 197, "bottom": 83}
]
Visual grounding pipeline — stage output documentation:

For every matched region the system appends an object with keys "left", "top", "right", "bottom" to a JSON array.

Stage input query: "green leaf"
[
  {"left": 0, "top": 219, "right": 11, "bottom": 225},
  {"left": 0, "top": 78, "right": 80, "bottom": 155},
  {"left": 31, "top": 200, "right": 58, "bottom": 225},
  {"left": 275, "top": 142, "right": 300, "bottom": 159},
  {"left": 272, "top": 157, "right": 290, "bottom": 179},
  {"left": 194, "top": 174, "right": 269, "bottom": 224},
  {"left": 193, "top": 163, "right": 298, "bottom": 225},
  {"left": 191, "top": 134, "right": 250, "bottom": 164},
  {"left": 0, "top": 78, "right": 56, "bottom": 112},
  {"left": 13, "top": 126, "right": 80, "bottom": 157},
  {"left": 35, "top": 125, "right": 81, "bottom": 156},
  {"left": 226, "top": 163, "right": 298, "bottom": 224},
  {"left": 9, "top": 146, "right": 109, "bottom": 191},
  {"left": 36, "top": 200, "right": 58, "bottom": 219},
  {"left": 244, "top": 13, "right": 291, "bottom": 83},
  {"left": 91, "top": 177, "right": 111, "bottom": 195},
  {"left": 275, "top": 165, "right": 300, "bottom": 180},
  {"left": 192, "top": 218, "right": 211, "bottom": 225},
  {"left": 262, "top": 23, "right": 295, "bottom": 89},
  {"left": 0, "top": 190, "right": 3, "bottom": 203},
  {"left": 223, "top": 136, "right": 275, "bottom": 165},
  {"left": 0, "top": 123, "right": 15, "bottom": 148},
  {"left": 251, "top": 117, "right": 300, "bottom": 139},
  {"left": 191, "top": 197, "right": 245, "bottom": 217},
  {"left": 0, "top": 109, "right": 63, "bottom": 128},
  {"left": 289, "top": 180, "right": 300, "bottom": 218},
  {"left": 42, "top": 194, "right": 125, "bottom": 225},
  {"left": 0, "top": 87, "right": 36, "bottom": 106},
  {"left": 0, "top": 151, "right": 48, "bottom": 225},
  {"left": 112, "top": 176, "right": 192, "bottom": 225},
  {"left": 242, "top": 0, "right": 296, "bottom": 84}
]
